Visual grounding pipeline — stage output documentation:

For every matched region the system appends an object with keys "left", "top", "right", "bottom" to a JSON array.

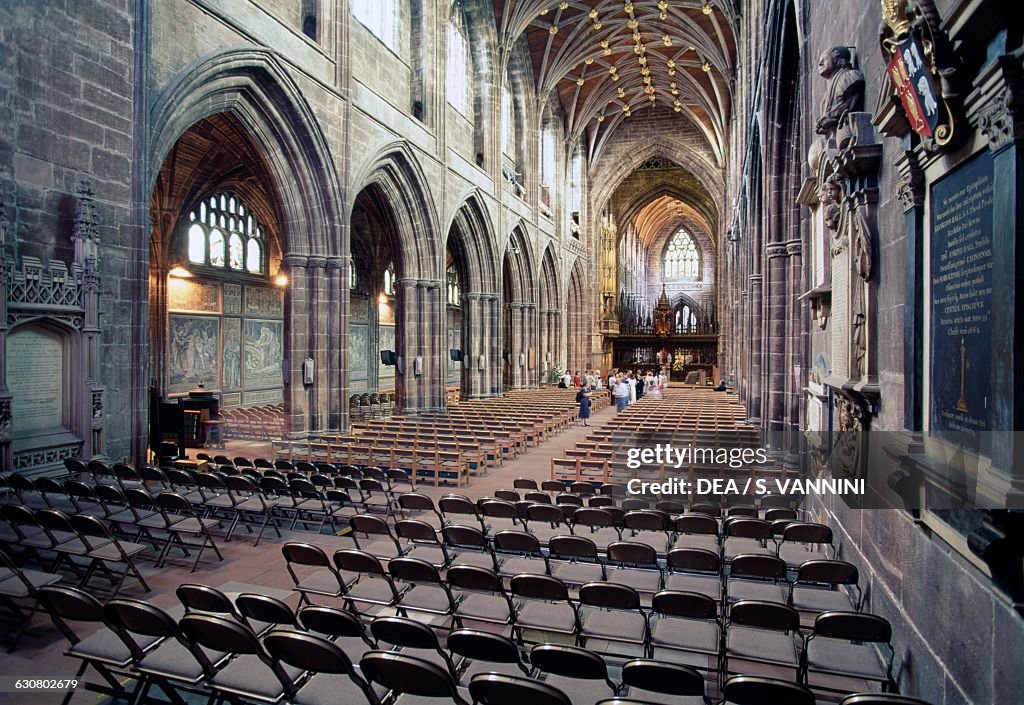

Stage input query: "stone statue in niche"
[
  {"left": 816, "top": 46, "right": 865, "bottom": 137},
  {"left": 822, "top": 172, "right": 847, "bottom": 255}
]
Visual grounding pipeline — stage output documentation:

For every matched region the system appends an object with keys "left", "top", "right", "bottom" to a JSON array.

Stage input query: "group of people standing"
[
  {"left": 609, "top": 369, "right": 667, "bottom": 413},
  {"left": 560, "top": 367, "right": 668, "bottom": 426}
]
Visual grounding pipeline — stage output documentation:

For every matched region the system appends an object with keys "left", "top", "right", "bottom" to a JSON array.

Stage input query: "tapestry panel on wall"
[
  {"left": 349, "top": 324, "right": 368, "bottom": 380},
  {"left": 168, "top": 315, "right": 221, "bottom": 393},
  {"left": 244, "top": 319, "right": 283, "bottom": 389}
]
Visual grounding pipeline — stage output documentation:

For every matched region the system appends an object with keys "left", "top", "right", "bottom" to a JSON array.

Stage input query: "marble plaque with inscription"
[
  {"left": 929, "top": 150, "right": 994, "bottom": 445},
  {"left": 7, "top": 326, "right": 65, "bottom": 436}
]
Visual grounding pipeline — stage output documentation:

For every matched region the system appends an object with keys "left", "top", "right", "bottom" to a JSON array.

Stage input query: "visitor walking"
[{"left": 576, "top": 384, "right": 592, "bottom": 426}]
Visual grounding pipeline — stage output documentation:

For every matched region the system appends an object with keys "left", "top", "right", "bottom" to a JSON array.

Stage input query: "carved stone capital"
[
  {"left": 766, "top": 243, "right": 789, "bottom": 260},
  {"left": 306, "top": 256, "right": 327, "bottom": 269},
  {"left": 282, "top": 254, "right": 309, "bottom": 268},
  {"left": 978, "top": 88, "right": 1023, "bottom": 153},
  {"left": 325, "top": 256, "right": 345, "bottom": 270}
]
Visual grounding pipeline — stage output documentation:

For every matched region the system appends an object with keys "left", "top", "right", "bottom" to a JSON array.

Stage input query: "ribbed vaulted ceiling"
[{"left": 496, "top": 0, "right": 737, "bottom": 160}]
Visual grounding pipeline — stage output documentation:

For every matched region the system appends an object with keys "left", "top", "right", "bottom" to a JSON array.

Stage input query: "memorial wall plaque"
[
  {"left": 7, "top": 327, "right": 65, "bottom": 437},
  {"left": 929, "top": 150, "right": 994, "bottom": 447}
]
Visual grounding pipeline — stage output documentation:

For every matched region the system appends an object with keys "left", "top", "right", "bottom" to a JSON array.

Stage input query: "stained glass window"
[
  {"left": 184, "top": 193, "right": 266, "bottom": 275},
  {"left": 664, "top": 229, "right": 700, "bottom": 279}
]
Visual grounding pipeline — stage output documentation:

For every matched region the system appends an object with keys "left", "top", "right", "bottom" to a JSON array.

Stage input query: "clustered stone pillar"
[
  {"left": 747, "top": 272, "right": 763, "bottom": 424},
  {"left": 283, "top": 254, "right": 310, "bottom": 436},
  {"left": 765, "top": 242, "right": 789, "bottom": 442},
  {"left": 508, "top": 302, "right": 524, "bottom": 389},
  {"left": 325, "top": 255, "right": 346, "bottom": 431},
  {"left": 396, "top": 278, "right": 445, "bottom": 413},
  {"left": 523, "top": 302, "right": 537, "bottom": 387}
]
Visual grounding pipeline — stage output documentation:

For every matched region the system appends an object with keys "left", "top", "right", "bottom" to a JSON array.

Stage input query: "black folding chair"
[
  {"left": 263, "top": 630, "right": 385, "bottom": 705},
  {"left": 298, "top": 604, "right": 378, "bottom": 666},
  {"left": 529, "top": 643, "right": 619, "bottom": 705},
  {"left": 721, "top": 674, "right": 815, "bottom": 705},
  {"left": 448, "top": 628, "right": 531, "bottom": 683},
  {"left": 282, "top": 542, "right": 350, "bottom": 604},
  {"left": 361, "top": 650, "right": 470, "bottom": 705},
  {"left": 104, "top": 597, "right": 222, "bottom": 705},
  {"left": 37, "top": 585, "right": 158, "bottom": 705},
  {"left": 620, "top": 659, "right": 711, "bottom": 704},
  {"left": 578, "top": 582, "right": 648, "bottom": 657},
  {"left": 154, "top": 492, "right": 224, "bottom": 572},
  {"left": 179, "top": 613, "right": 302, "bottom": 704},
  {"left": 0, "top": 547, "right": 62, "bottom": 651},
  {"left": 468, "top": 672, "right": 572, "bottom": 705},
  {"left": 446, "top": 564, "right": 519, "bottom": 628},
  {"left": 70, "top": 513, "right": 150, "bottom": 595}
]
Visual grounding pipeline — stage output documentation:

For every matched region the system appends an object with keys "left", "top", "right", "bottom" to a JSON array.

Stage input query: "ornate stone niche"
[
  {"left": 819, "top": 113, "right": 882, "bottom": 398},
  {"left": 0, "top": 180, "right": 104, "bottom": 474}
]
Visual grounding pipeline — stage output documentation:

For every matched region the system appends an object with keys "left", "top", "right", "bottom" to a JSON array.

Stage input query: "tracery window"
[
  {"left": 383, "top": 262, "right": 396, "bottom": 296},
  {"left": 187, "top": 193, "right": 264, "bottom": 275},
  {"left": 664, "top": 229, "right": 700, "bottom": 279},
  {"left": 352, "top": 0, "right": 397, "bottom": 49},
  {"left": 447, "top": 2, "right": 471, "bottom": 114}
]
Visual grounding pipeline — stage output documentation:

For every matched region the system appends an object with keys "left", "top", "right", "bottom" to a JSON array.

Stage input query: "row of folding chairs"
[
  {"left": 37, "top": 581, "right": 924, "bottom": 705},
  {"left": 279, "top": 542, "right": 892, "bottom": 699},
  {"left": 398, "top": 492, "right": 831, "bottom": 564},
  {"left": 305, "top": 507, "right": 860, "bottom": 616},
  {"left": 0, "top": 505, "right": 151, "bottom": 595},
  {"left": 2, "top": 487, "right": 222, "bottom": 573}
]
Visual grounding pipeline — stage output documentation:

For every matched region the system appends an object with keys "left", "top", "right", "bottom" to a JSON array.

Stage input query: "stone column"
[
  {"left": 306, "top": 256, "right": 327, "bottom": 434},
  {"left": 396, "top": 277, "right": 419, "bottom": 411},
  {"left": 326, "top": 256, "right": 346, "bottom": 431},
  {"left": 765, "top": 242, "right": 790, "bottom": 442},
  {"left": 524, "top": 302, "right": 537, "bottom": 387},
  {"left": 786, "top": 239, "right": 804, "bottom": 453},
  {"left": 486, "top": 293, "right": 502, "bottom": 396},
  {"left": 747, "top": 273, "right": 763, "bottom": 424},
  {"left": 508, "top": 302, "right": 524, "bottom": 388},
  {"left": 283, "top": 254, "right": 309, "bottom": 436},
  {"left": 422, "top": 278, "right": 445, "bottom": 411}
]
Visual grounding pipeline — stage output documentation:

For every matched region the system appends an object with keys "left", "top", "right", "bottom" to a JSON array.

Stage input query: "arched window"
[
  {"left": 352, "top": 0, "right": 397, "bottom": 49},
  {"left": 447, "top": 2, "right": 471, "bottom": 114},
  {"left": 186, "top": 193, "right": 265, "bottom": 275},
  {"left": 664, "top": 229, "right": 700, "bottom": 279},
  {"left": 383, "top": 262, "right": 396, "bottom": 296},
  {"left": 446, "top": 263, "right": 461, "bottom": 306}
]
